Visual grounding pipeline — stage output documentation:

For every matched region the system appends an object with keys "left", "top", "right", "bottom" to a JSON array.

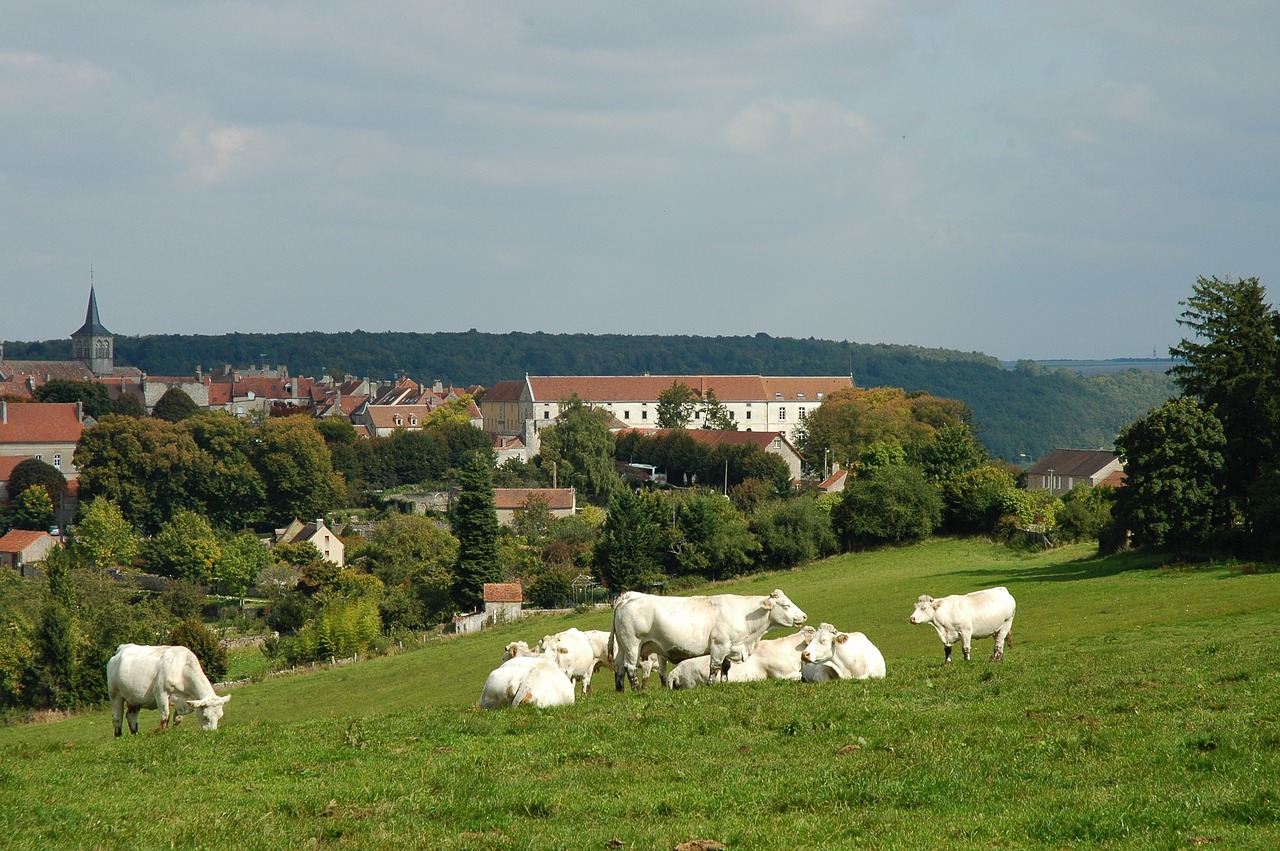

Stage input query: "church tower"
[{"left": 71, "top": 286, "right": 114, "bottom": 376}]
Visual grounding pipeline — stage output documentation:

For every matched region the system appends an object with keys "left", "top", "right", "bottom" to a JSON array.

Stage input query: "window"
[
  {"left": 641, "top": 410, "right": 648, "bottom": 420},
  {"left": 34, "top": 454, "right": 42, "bottom": 462},
  {"left": 53, "top": 453, "right": 62, "bottom": 470},
  {"left": 773, "top": 438, "right": 782, "bottom": 449},
  {"left": 394, "top": 416, "right": 403, "bottom": 426},
  {"left": 798, "top": 407, "right": 806, "bottom": 418},
  {"left": 544, "top": 411, "right": 551, "bottom": 419},
  {"left": 624, "top": 411, "right": 630, "bottom": 419},
  {"left": 779, "top": 408, "right": 786, "bottom": 420},
  {"left": 745, "top": 411, "right": 752, "bottom": 420},
  {"left": 409, "top": 416, "right": 418, "bottom": 426}
]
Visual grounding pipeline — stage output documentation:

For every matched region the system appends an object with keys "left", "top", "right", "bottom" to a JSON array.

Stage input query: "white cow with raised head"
[
  {"left": 799, "top": 623, "right": 886, "bottom": 680},
  {"left": 668, "top": 627, "right": 816, "bottom": 689},
  {"left": 612, "top": 588, "right": 808, "bottom": 691},
  {"left": 106, "top": 644, "right": 231, "bottom": 736},
  {"left": 541, "top": 628, "right": 598, "bottom": 695},
  {"left": 909, "top": 586, "right": 1016, "bottom": 663},
  {"left": 478, "top": 654, "right": 575, "bottom": 709}
]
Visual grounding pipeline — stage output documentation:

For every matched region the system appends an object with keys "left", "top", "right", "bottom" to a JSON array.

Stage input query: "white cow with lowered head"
[
  {"left": 612, "top": 588, "right": 808, "bottom": 691},
  {"left": 668, "top": 626, "right": 816, "bottom": 689},
  {"left": 478, "top": 654, "right": 575, "bottom": 709},
  {"left": 107, "top": 644, "right": 231, "bottom": 736},
  {"left": 909, "top": 586, "right": 1016, "bottom": 663}
]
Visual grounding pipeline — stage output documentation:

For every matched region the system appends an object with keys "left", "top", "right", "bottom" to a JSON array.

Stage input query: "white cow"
[
  {"left": 799, "top": 623, "right": 887, "bottom": 680},
  {"left": 502, "top": 640, "right": 539, "bottom": 662},
  {"left": 106, "top": 643, "right": 231, "bottom": 736},
  {"left": 909, "top": 586, "right": 1016, "bottom": 663},
  {"left": 668, "top": 627, "right": 816, "bottom": 689},
  {"left": 611, "top": 588, "right": 808, "bottom": 691},
  {"left": 541, "top": 628, "right": 598, "bottom": 695},
  {"left": 478, "top": 655, "right": 575, "bottom": 709}
]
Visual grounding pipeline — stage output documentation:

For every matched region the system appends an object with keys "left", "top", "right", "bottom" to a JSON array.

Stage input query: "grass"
[{"left": 2, "top": 538, "right": 1279, "bottom": 849}]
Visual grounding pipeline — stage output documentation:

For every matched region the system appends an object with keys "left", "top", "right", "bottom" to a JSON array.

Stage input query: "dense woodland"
[{"left": 3, "top": 331, "right": 1176, "bottom": 460}]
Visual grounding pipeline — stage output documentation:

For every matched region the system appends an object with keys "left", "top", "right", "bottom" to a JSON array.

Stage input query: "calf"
[
  {"left": 799, "top": 623, "right": 886, "bottom": 680},
  {"left": 909, "top": 586, "right": 1016, "bottom": 663}
]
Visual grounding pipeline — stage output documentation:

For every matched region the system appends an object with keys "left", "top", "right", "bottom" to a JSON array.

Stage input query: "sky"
[{"left": 3, "top": 2, "right": 1277, "bottom": 362}]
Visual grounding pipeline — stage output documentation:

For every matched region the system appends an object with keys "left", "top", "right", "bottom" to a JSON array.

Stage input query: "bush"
[{"left": 168, "top": 617, "right": 229, "bottom": 683}]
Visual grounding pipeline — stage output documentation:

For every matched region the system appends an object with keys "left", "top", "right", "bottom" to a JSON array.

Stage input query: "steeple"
[{"left": 72, "top": 285, "right": 115, "bottom": 376}]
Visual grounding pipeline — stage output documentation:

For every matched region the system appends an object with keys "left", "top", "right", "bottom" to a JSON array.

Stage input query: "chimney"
[
  {"left": 76, "top": 400, "right": 83, "bottom": 423},
  {"left": 1, "top": 400, "right": 6, "bottom": 424}
]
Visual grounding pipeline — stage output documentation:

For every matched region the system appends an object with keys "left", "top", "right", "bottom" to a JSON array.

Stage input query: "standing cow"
[
  {"left": 611, "top": 588, "right": 808, "bottom": 691},
  {"left": 799, "top": 623, "right": 886, "bottom": 680},
  {"left": 107, "top": 644, "right": 231, "bottom": 736},
  {"left": 541, "top": 628, "right": 598, "bottom": 695},
  {"left": 909, "top": 586, "right": 1016, "bottom": 663}
]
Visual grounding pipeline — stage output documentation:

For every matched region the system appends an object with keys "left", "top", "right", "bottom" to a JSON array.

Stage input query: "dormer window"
[{"left": 394, "top": 416, "right": 403, "bottom": 426}]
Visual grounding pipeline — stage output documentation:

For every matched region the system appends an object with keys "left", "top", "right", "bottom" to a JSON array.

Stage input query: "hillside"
[
  {"left": 2, "top": 332, "right": 1176, "bottom": 460},
  {"left": 3, "top": 540, "right": 1278, "bottom": 849}
]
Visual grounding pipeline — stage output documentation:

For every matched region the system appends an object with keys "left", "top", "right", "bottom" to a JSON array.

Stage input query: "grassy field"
[{"left": 2, "top": 538, "right": 1279, "bottom": 849}]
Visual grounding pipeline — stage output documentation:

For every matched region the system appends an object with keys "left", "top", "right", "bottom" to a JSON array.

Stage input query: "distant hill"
[
  {"left": 2, "top": 331, "right": 1176, "bottom": 463},
  {"left": 1002, "top": 358, "right": 1181, "bottom": 376}
]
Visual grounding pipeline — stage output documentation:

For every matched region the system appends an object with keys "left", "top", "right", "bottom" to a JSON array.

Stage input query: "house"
[
  {"left": 0, "top": 401, "right": 88, "bottom": 479},
  {"left": 632, "top": 428, "right": 807, "bottom": 485},
  {"left": 818, "top": 468, "right": 848, "bottom": 494},
  {"left": 1025, "top": 449, "right": 1124, "bottom": 496},
  {"left": 480, "top": 374, "right": 853, "bottom": 449},
  {"left": 273, "top": 518, "right": 345, "bottom": 566},
  {"left": 483, "top": 581, "right": 524, "bottom": 624},
  {"left": 492, "top": 488, "right": 576, "bottom": 527},
  {"left": 349, "top": 376, "right": 483, "bottom": 437},
  {"left": 0, "top": 529, "right": 60, "bottom": 576}
]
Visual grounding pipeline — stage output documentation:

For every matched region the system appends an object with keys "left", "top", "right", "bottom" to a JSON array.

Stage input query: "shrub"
[{"left": 168, "top": 617, "right": 228, "bottom": 683}]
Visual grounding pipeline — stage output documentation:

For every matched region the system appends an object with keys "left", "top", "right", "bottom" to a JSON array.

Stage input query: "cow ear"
[
  {"left": 760, "top": 598, "right": 774, "bottom": 609},
  {"left": 835, "top": 633, "right": 848, "bottom": 645}
]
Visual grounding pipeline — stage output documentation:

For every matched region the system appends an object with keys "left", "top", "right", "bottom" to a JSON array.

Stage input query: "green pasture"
[{"left": 2, "top": 539, "right": 1279, "bottom": 849}]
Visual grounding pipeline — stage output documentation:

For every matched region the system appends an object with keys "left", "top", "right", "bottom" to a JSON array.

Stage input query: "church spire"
[{"left": 71, "top": 283, "right": 115, "bottom": 376}]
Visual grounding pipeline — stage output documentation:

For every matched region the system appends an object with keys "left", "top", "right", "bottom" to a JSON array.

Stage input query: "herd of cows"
[
  {"left": 103, "top": 585, "right": 1018, "bottom": 729},
  {"left": 479, "top": 585, "right": 1017, "bottom": 709}
]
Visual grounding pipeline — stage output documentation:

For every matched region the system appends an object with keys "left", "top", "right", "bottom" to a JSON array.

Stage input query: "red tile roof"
[
  {"left": 0, "top": 529, "right": 56, "bottom": 554},
  {"left": 483, "top": 380, "right": 526, "bottom": 402},
  {"left": 0, "top": 402, "right": 84, "bottom": 444},
  {"left": 0, "top": 455, "right": 36, "bottom": 481},
  {"left": 484, "top": 582, "right": 524, "bottom": 603},
  {"left": 493, "top": 488, "right": 576, "bottom": 510}
]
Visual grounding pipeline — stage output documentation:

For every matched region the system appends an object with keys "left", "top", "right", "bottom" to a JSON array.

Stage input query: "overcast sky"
[{"left": 4, "top": 2, "right": 1276, "bottom": 361}]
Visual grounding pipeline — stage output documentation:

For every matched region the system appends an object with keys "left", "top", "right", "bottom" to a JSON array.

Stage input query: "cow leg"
[
  {"left": 582, "top": 675, "right": 591, "bottom": 696},
  {"left": 961, "top": 632, "right": 973, "bottom": 662},
  {"left": 943, "top": 644, "right": 953, "bottom": 664},
  {"left": 126, "top": 705, "right": 140, "bottom": 735},
  {"left": 990, "top": 628, "right": 1009, "bottom": 662},
  {"left": 112, "top": 696, "right": 124, "bottom": 737}
]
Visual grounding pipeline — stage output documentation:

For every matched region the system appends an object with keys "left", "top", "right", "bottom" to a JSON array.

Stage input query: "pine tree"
[{"left": 451, "top": 453, "right": 501, "bottom": 610}]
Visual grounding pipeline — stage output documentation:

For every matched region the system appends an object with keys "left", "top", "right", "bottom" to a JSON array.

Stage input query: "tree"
[
  {"left": 7, "top": 458, "right": 68, "bottom": 509},
  {"left": 832, "top": 465, "right": 943, "bottom": 547},
  {"left": 151, "top": 387, "right": 200, "bottom": 422},
  {"left": 214, "top": 532, "right": 273, "bottom": 600},
  {"left": 594, "top": 488, "right": 665, "bottom": 592},
  {"left": 110, "top": 393, "right": 146, "bottom": 418},
  {"left": 1114, "top": 397, "right": 1226, "bottom": 551},
  {"left": 700, "top": 389, "right": 737, "bottom": 430},
  {"left": 71, "top": 497, "right": 139, "bottom": 571},
  {"left": 182, "top": 413, "right": 267, "bottom": 529},
  {"left": 10, "top": 486, "right": 55, "bottom": 532},
  {"left": 668, "top": 490, "right": 760, "bottom": 580},
  {"left": 451, "top": 453, "right": 501, "bottom": 610},
  {"left": 750, "top": 495, "right": 837, "bottom": 568},
  {"left": 511, "top": 492, "right": 555, "bottom": 546},
  {"left": 657, "top": 381, "right": 698, "bottom": 429},
  {"left": 34, "top": 378, "right": 112, "bottom": 419},
  {"left": 537, "top": 395, "right": 621, "bottom": 502},
  {"left": 253, "top": 416, "right": 344, "bottom": 526},
  {"left": 942, "top": 464, "right": 1021, "bottom": 534},
  {"left": 24, "top": 548, "right": 78, "bottom": 709},
  {"left": 168, "top": 617, "right": 228, "bottom": 683},
  {"left": 360, "top": 513, "right": 458, "bottom": 590},
  {"left": 1169, "top": 275, "right": 1280, "bottom": 521},
  {"left": 144, "top": 509, "right": 222, "bottom": 582}
]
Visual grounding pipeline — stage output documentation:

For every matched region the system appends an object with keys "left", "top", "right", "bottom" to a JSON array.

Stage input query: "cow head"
[
  {"left": 503, "top": 640, "right": 537, "bottom": 662},
  {"left": 909, "top": 595, "right": 940, "bottom": 624},
  {"left": 763, "top": 589, "right": 807, "bottom": 627},
  {"left": 801, "top": 622, "right": 841, "bottom": 664},
  {"left": 189, "top": 694, "right": 231, "bottom": 731}
]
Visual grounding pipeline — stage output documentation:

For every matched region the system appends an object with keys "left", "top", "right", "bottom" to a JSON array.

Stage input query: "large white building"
[{"left": 481, "top": 374, "right": 853, "bottom": 451}]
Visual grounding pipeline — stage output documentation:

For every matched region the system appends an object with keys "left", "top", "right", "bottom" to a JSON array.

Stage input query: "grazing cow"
[
  {"left": 909, "top": 586, "right": 1016, "bottom": 663},
  {"left": 106, "top": 644, "right": 231, "bottom": 736},
  {"left": 668, "top": 627, "right": 816, "bottom": 689},
  {"left": 612, "top": 588, "right": 808, "bottom": 691},
  {"left": 799, "top": 623, "right": 887, "bottom": 680},
  {"left": 541, "top": 628, "right": 598, "bottom": 695},
  {"left": 478, "top": 655, "right": 575, "bottom": 709}
]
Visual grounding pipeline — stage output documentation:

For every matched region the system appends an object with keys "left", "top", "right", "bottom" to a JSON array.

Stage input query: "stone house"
[
  {"left": 1025, "top": 449, "right": 1124, "bottom": 497},
  {"left": 0, "top": 529, "right": 60, "bottom": 576},
  {"left": 273, "top": 518, "right": 345, "bottom": 566}
]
